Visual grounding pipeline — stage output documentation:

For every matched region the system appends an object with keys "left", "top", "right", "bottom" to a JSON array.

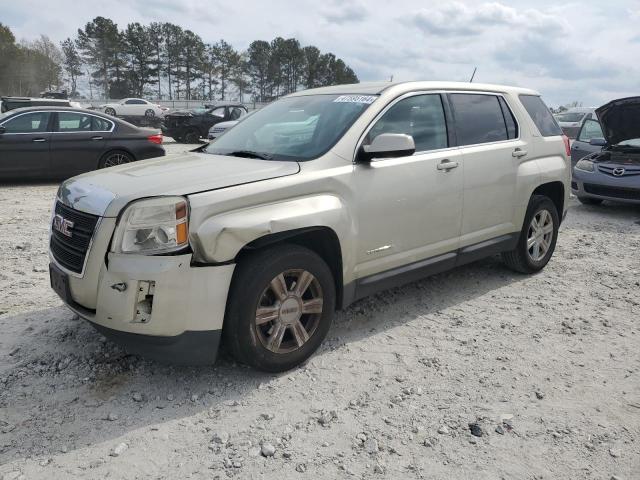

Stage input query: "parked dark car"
[
  {"left": 0, "top": 107, "right": 165, "bottom": 180},
  {"left": 1, "top": 96, "right": 72, "bottom": 113},
  {"left": 570, "top": 118, "right": 604, "bottom": 167},
  {"left": 162, "top": 102, "right": 248, "bottom": 143},
  {"left": 572, "top": 96, "right": 640, "bottom": 205}
]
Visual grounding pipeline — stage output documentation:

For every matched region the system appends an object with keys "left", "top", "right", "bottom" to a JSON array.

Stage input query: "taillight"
[
  {"left": 147, "top": 133, "right": 163, "bottom": 145},
  {"left": 562, "top": 135, "right": 571, "bottom": 157}
]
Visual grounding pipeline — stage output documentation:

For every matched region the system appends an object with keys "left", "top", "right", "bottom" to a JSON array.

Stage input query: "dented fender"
[{"left": 191, "top": 195, "right": 352, "bottom": 264}]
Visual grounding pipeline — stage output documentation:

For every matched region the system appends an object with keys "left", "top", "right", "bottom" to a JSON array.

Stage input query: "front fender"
[{"left": 191, "top": 195, "right": 352, "bottom": 263}]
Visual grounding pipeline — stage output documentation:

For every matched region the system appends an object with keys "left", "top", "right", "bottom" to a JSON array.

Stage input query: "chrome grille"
[{"left": 50, "top": 202, "right": 99, "bottom": 274}]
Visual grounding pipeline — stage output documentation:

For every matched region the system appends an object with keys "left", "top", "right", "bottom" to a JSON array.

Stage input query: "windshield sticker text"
[{"left": 333, "top": 95, "right": 377, "bottom": 104}]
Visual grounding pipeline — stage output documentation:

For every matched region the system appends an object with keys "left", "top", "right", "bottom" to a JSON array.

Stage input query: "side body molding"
[{"left": 191, "top": 195, "right": 353, "bottom": 266}]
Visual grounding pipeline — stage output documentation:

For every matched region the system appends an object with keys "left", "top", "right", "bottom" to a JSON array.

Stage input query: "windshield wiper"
[{"left": 226, "top": 150, "right": 273, "bottom": 160}]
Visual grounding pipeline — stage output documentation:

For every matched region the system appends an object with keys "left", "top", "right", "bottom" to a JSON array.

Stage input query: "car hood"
[
  {"left": 58, "top": 153, "right": 300, "bottom": 217},
  {"left": 595, "top": 96, "right": 640, "bottom": 146}
]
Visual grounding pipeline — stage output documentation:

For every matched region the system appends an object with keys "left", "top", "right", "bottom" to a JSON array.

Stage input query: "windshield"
[
  {"left": 204, "top": 94, "right": 377, "bottom": 161},
  {"left": 555, "top": 112, "right": 586, "bottom": 122}
]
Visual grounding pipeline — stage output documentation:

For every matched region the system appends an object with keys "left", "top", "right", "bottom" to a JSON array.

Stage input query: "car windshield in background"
[
  {"left": 556, "top": 112, "right": 585, "bottom": 122},
  {"left": 204, "top": 94, "right": 377, "bottom": 161}
]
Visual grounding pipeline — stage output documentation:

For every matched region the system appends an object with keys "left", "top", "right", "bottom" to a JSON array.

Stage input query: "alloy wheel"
[
  {"left": 103, "top": 153, "right": 130, "bottom": 168},
  {"left": 526, "top": 208, "right": 553, "bottom": 262},
  {"left": 255, "top": 269, "right": 324, "bottom": 354}
]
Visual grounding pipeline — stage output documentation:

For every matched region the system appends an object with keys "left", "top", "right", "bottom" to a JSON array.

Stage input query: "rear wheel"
[
  {"left": 223, "top": 244, "right": 336, "bottom": 372},
  {"left": 184, "top": 129, "right": 200, "bottom": 144},
  {"left": 99, "top": 150, "right": 134, "bottom": 169},
  {"left": 577, "top": 196, "right": 603, "bottom": 205},
  {"left": 502, "top": 195, "right": 559, "bottom": 274},
  {"left": 104, "top": 107, "right": 116, "bottom": 116}
]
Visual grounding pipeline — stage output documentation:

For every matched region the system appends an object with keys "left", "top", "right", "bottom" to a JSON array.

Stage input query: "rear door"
[
  {"left": 571, "top": 119, "right": 604, "bottom": 167},
  {"left": 449, "top": 93, "right": 525, "bottom": 245},
  {"left": 0, "top": 111, "right": 52, "bottom": 179},
  {"left": 49, "top": 111, "right": 112, "bottom": 176}
]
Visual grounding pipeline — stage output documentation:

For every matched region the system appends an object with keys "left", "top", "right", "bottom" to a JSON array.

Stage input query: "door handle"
[
  {"left": 512, "top": 148, "right": 527, "bottom": 158},
  {"left": 91, "top": 136, "right": 103, "bottom": 141},
  {"left": 437, "top": 159, "right": 459, "bottom": 171},
  {"left": 32, "top": 138, "right": 47, "bottom": 142}
]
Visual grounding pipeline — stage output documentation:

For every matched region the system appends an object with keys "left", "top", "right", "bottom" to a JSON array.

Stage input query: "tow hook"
[{"left": 111, "top": 282, "right": 127, "bottom": 292}]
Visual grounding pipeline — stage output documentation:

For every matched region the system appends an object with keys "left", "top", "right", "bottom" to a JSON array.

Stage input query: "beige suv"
[{"left": 49, "top": 81, "right": 570, "bottom": 372}]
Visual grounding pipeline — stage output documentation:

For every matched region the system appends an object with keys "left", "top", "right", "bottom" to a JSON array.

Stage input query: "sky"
[{"left": 3, "top": 0, "right": 640, "bottom": 107}]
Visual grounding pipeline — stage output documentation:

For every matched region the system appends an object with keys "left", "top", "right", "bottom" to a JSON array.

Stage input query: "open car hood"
[{"left": 595, "top": 96, "right": 640, "bottom": 146}]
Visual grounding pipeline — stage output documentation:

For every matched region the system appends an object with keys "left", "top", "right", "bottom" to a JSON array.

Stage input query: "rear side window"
[
  {"left": 519, "top": 95, "right": 562, "bottom": 136},
  {"left": 450, "top": 94, "right": 509, "bottom": 145},
  {"left": 92, "top": 116, "right": 113, "bottom": 131}
]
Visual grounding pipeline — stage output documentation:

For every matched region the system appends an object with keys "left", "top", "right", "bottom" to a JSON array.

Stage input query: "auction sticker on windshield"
[{"left": 333, "top": 95, "right": 377, "bottom": 104}]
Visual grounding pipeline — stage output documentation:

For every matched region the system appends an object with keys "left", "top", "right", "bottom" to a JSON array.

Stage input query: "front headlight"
[
  {"left": 113, "top": 197, "right": 189, "bottom": 254},
  {"left": 575, "top": 159, "right": 595, "bottom": 172}
]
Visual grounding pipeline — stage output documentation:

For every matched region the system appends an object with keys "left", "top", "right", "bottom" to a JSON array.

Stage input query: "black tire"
[
  {"left": 145, "top": 109, "right": 155, "bottom": 118},
  {"left": 223, "top": 244, "right": 336, "bottom": 372},
  {"left": 502, "top": 195, "right": 559, "bottom": 274},
  {"left": 98, "top": 150, "right": 134, "bottom": 169},
  {"left": 184, "top": 129, "right": 200, "bottom": 144},
  {"left": 577, "top": 196, "right": 603, "bottom": 206},
  {"left": 104, "top": 108, "right": 116, "bottom": 116}
]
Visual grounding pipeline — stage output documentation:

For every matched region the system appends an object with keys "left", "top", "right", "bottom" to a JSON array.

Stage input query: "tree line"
[{"left": 0, "top": 18, "right": 359, "bottom": 102}]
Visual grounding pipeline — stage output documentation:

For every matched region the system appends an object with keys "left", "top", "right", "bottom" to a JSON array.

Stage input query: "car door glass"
[
  {"left": 57, "top": 112, "right": 93, "bottom": 132},
  {"left": 229, "top": 107, "right": 245, "bottom": 120},
  {"left": 450, "top": 94, "right": 509, "bottom": 145},
  {"left": 91, "top": 116, "right": 113, "bottom": 131},
  {"left": 365, "top": 94, "right": 448, "bottom": 152},
  {"left": 498, "top": 97, "right": 518, "bottom": 139},
  {"left": 2, "top": 112, "right": 51, "bottom": 133},
  {"left": 209, "top": 107, "right": 225, "bottom": 118},
  {"left": 578, "top": 119, "right": 603, "bottom": 142}
]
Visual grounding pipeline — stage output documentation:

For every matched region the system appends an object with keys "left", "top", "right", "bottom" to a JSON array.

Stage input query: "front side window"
[
  {"left": 57, "top": 112, "right": 93, "bottom": 132},
  {"left": 229, "top": 107, "right": 246, "bottom": 121},
  {"left": 519, "top": 95, "right": 563, "bottom": 137},
  {"left": 2, "top": 112, "right": 51, "bottom": 133},
  {"left": 450, "top": 94, "right": 509, "bottom": 146},
  {"left": 578, "top": 119, "right": 603, "bottom": 142},
  {"left": 204, "top": 94, "right": 376, "bottom": 161},
  {"left": 365, "top": 94, "right": 448, "bottom": 152}
]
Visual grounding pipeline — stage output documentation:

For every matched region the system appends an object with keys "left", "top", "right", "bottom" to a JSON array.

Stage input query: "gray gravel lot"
[{"left": 0, "top": 143, "right": 639, "bottom": 479}]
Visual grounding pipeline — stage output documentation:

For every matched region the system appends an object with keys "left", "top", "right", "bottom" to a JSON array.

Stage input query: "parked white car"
[
  {"left": 208, "top": 109, "right": 253, "bottom": 139},
  {"left": 49, "top": 81, "right": 570, "bottom": 372},
  {"left": 554, "top": 107, "right": 596, "bottom": 139},
  {"left": 101, "top": 98, "right": 167, "bottom": 118}
]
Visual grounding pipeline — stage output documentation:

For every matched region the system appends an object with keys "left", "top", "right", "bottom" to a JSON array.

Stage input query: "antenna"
[
  {"left": 389, "top": 75, "right": 394, "bottom": 82},
  {"left": 469, "top": 67, "right": 477, "bottom": 83}
]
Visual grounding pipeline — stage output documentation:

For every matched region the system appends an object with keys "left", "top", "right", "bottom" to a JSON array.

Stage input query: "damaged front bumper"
[{"left": 50, "top": 252, "right": 235, "bottom": 365}]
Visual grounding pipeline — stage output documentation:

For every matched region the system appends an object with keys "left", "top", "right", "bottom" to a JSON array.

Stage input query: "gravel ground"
[{"left": 0, "top": 144, "right": 639, "bottom": 479}]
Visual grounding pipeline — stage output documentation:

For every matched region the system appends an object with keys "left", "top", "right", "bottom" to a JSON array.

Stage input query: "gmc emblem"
[{"left": 53, "top": 214, "right": 74, "bottom": 237}]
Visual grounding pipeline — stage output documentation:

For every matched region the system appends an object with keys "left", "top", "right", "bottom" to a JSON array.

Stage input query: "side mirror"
[
  {"left": 359, "top": 133, "right": 415, "bottom": 162},
  {"left": 589, "top": 137, "right": 606, "bottom": 146},
  {"left": 0, "top": 126, "right": 5, "bottom": 135}
]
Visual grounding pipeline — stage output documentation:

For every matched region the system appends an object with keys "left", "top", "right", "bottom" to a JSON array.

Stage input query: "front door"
[
  {"left": 353, "top": 93, "right": 464, "bottom": 278},
  {"left": 571, "top": 119, "right": 604, "bottom": 167},
  {"left": 0, "top": 111, "right": 52, "bottom": 179},
  {"left": 49, "top": 111, "right": 111, "bottom": 176}
]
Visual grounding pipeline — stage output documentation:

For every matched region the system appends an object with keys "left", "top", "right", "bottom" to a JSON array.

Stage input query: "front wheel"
[
  {"left": 502, "top": 195, "right": 559, "bottom": 274},
  {"left": 223, "top": 245, "right": 336, "bottom": 372},
  {"left": 184, "top": 129, "right": 200, "bottom": 144},
  {"left": 145, "top": 109, "right": 156, "bottom": 118}
]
